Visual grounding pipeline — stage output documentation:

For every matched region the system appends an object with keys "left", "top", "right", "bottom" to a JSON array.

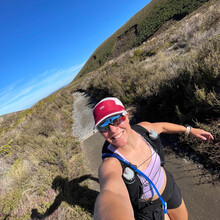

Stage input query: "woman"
[{"left": 93, "top": 97, "right": 214, "bottom": 220}]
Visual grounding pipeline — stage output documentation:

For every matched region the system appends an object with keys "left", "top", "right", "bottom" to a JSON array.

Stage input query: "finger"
[
  {"left": 204, "top": 133, "right": 214, "bottom": 140},
  {"left": 200, "top": 136, "right": 207, "bottom": 141}
]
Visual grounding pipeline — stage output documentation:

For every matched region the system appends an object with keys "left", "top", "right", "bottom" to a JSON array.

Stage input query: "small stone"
[{"left": 183, "top": 158, "right": 188, "bottom": 163}]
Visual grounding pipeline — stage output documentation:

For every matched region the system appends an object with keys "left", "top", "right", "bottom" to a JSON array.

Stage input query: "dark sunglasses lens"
[
  {"left": 98, "top": 114, "right": 125, "bottom": 133},
  {"left": 113, "top": 117, "right": 122, "bottom": 126},
  {"left": 98, "top": 125, "right": 108, "bottom": 133}
]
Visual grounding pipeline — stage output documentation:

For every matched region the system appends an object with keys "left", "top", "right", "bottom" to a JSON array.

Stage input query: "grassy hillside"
[
  {"left": 0, "top": 0, "right": 219, "bottom": 219},
  {"left": 75, "top": 0, "right": 209, "bottom": 80},
  {"left": 73, "top": 0, "right": 219, "bottom": 172},
  {"left": 0, "top": 87, "right": 96, "bottom": 219}
]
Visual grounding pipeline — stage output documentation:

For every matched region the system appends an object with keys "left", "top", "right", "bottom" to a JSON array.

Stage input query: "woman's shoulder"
[
  {"left": 136, "top": 121, "right": 163, "bottom": 134},
  {"left": 99, "top": 156, "right": 123, "bottom": 176},
  {"left": 136, "top": 121, "right": 152, "bottom": 130},
  {"left": 98, "top": 157, "right": 124, "bottom": 189}
]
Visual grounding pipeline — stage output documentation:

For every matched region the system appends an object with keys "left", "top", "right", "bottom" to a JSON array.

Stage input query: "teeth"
[{"left": 113, "top": 132, "right": 122, "bottom": 139}]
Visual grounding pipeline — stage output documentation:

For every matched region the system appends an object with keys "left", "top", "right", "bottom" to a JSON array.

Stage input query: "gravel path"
[
  {"left": 72, "top": 92, "right": 96, "bottom": 141},
  {"left": 72, "top": 92, "right": 220, "bottom": 220}
]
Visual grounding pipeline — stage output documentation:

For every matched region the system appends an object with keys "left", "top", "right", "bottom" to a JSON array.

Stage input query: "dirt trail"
[{"left": 72, "top": 92, "right": 220, "bottom": 220}]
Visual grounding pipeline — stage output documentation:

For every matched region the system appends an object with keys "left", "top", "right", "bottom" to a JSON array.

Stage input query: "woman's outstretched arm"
[
  {"left": 94, "top": 157, "right": 134, "bottom": 220},
  {"left": 138, "top": 122, "right": 214, "bottom": 141}
]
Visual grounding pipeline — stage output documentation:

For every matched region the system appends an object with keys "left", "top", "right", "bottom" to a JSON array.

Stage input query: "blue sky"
[{"left": 0, "top": 0, "right": 151, "bottom": 116}]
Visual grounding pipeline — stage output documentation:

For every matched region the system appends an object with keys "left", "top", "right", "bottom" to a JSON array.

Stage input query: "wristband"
[{"left": 185, "top": 126, "right": 191, "bottom": 135}]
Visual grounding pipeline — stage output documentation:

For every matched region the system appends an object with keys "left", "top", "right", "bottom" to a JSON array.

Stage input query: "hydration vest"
[
  {"left": 102, "top": 124, "right": 166, "bottom": 219},
  {"left": 102, "top": 124, "right": 165, "bottom": 165}
]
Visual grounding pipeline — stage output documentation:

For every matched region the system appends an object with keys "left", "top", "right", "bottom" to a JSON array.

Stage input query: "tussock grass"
[
  {"left": 74, "top": 0, "right": 220, "bottom": 175},
  {"left": 76, "top": 0, "right": 209, "bottom": 79},
  {"left": 0, "top": 0, "right": 219, "bottom": 218},
  {"left": 0, "top": 87, "right": 94, "bottom": 219}
]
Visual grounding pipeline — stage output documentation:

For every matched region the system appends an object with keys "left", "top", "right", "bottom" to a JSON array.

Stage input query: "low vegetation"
[
  {"left": 74, "top": 0, "right": 220, "bottom": 174},
  {"left": 0, "top": 87, "right": 95, "bottom": 219},
  {"left": 0, "top": 0, "right": 219, "bottom": 219},
  {"left": 75, "top": 0, "right": 209, "bottom": 79}
]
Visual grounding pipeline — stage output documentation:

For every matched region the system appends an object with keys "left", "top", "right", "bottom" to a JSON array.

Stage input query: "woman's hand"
[{"left": 190, "top": 127, "right": 214, "bottom": 141}]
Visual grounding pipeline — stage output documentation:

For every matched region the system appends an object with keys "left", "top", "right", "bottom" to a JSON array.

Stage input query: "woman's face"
[{"left": 100, "top": 114, "right": 131, "bottom": 148}]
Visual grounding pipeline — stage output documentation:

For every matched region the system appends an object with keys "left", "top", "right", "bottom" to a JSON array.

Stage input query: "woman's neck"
[{"left": 114, "top": 129, "right": 142, "bottom": 155}]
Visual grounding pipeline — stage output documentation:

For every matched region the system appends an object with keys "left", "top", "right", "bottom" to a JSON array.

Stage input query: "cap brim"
[{"left": 95, "top": 110, "right": 127, "bottom": 128}]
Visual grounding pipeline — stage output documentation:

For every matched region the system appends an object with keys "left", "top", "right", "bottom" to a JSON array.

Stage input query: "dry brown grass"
[
  {"left": 0, "top": 1, "right": 219, "bottom": 219},
  {"left": 0, "top": 87, "right": 95, "bottom": 219},
  {"left": 73, "top": 0, "right": 220, "bottom": 175}
]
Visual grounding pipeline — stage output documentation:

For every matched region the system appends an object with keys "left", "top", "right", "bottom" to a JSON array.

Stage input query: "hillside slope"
[
  {"left": 75, "top": 0, "right": 209, "bottom": 80},
  {"left": 0, "top": 0, "right": 219, "bottom": 219},
  {"left": 0, "top": 87, "right": 95, "bottom": 219},
  {"left": 73, "top": 0, "right": 219, "bottom": 172}
]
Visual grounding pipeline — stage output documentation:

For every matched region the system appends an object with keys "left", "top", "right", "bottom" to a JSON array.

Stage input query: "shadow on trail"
[
  {"left": 160, "top": 133, "right": 220, "bottom": 184},
  {"left": 78, "top": 91, "right": 98, "bottom": 109},
  {"left": 31, "top": 174, "right": 99, "bottom": 219}
]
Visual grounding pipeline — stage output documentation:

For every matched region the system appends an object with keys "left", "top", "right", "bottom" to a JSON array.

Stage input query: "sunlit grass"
[
  {"left": 0, "top": 86, "right": 93, "bottom": 219},
  {"left": 74, "top": 0, "right": 220, "bottom": 172},
  {"left": 0, "top": 0, "right": 219, "bottom": 219}
]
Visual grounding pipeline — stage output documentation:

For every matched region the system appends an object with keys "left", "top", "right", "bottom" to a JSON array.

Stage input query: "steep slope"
[
  {"left": 0, "top": 0, "right": 219, "bottom": 219},
  {"left": 75, "top": 0, "right": 209, "bottom": 80},
  {"left": 0, "top": 87, "right": 95, "bottom": 219},
  {"left": 73, "top": 0, "right": 219, "bottom": 172}
]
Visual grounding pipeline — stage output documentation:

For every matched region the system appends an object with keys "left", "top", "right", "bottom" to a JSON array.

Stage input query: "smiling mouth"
[{"left": 112, "top": 131, "right": 124, "bottom": 139}]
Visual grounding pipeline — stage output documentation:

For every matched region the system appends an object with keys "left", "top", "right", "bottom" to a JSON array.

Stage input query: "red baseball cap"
[{"left": 93, "top": 97, "right": 127, "bottom": 127}]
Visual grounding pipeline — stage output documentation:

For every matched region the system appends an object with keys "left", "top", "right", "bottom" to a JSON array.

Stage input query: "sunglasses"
[{"left": 97, "top": 113, "right": 126, "bottom": 133}]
